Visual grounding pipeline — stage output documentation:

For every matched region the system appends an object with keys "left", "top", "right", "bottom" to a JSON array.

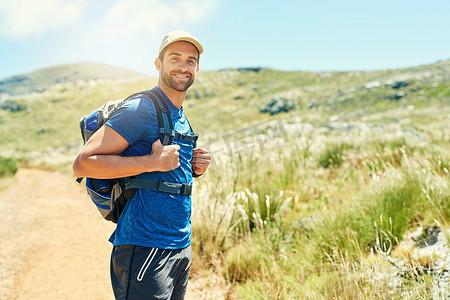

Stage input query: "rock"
[
  {"left": 387, "top": 92, "right": 406, "bottom": 101},
  {"left": 36, "top": 128, "right": 51, "bottom": 134},
  {"left": 260, "top": 97, "right": 294, "bottom": 115},
  {"left": 329, "top": 115, "right": 339, "bottom": 122},
  {"left": 386, "top": 226, "right": 450, "bottom": 297},
  {"left": 283, "top": 122, "right": 315, "bottom": 133},
  {"left": 309, "top": 101, "right": 319, "bottom": 109},
  {"left": 0, "top": 100, "right": 26, "bottom": 112},
  {"left": 391, "top": 80, "right": 409, "bottom": 89},
  {"left": 237, "top": 67, "right": 263, "bottom": 73},
  {"left": 364, "top": 81, "right": 381, "bottom": 89},
  {"left": 414, "top": 226, "right": 441, "bottom": 248},
  {"left": 325, "top": 121, "right": 370, "bottom": 132}
]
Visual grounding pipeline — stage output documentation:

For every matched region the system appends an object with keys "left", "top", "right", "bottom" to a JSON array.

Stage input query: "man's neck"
[{"left": 157, "top": 82, "right": 185, "bottom": 109}]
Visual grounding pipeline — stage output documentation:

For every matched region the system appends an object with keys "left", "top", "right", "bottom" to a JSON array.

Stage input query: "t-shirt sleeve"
[{"left": 105, "top": 96, "right": 157, "bottom": 145}]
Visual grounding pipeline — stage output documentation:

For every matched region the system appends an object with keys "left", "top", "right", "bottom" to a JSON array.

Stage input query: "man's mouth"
[{"left": 172, "top": 73, "right": 190, "bottom": 79}]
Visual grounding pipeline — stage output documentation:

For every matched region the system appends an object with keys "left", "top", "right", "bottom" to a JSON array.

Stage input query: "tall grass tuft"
[{"left": 316, "top": 143, "right": 353, "bottom": 169}]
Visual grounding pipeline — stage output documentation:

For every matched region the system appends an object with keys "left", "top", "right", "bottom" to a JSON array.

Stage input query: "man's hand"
[
  {"left": 191, "top": 148, "right": 211, "bottom": 176},
  {"left": 151, "top": 139, "right": 180, "bottom": 172}
]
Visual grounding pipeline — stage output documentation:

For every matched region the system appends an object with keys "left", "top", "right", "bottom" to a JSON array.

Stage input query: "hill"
[
  {"left": 0, "top": 60, "right": 449, "bottom": 298},
  {"left": 185, "top": 60, "right": 450, "bottom": 133},
  {"left": 0, "top": 62, "right": 149, "bottom": 96},
  {"left": 0, "top": 60, "right": 449, "bottom": 168}
]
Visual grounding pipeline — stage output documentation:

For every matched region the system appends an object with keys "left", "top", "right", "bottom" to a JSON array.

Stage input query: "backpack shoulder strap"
[
  {"left": 139, "top": 90, "right": 198, "bottom": 146},
  {"left": 141, "top": 91, "right": 174, "bottom": 145},
  {"left": 185, "top": 116, "right": 197, "bottom": 149}
]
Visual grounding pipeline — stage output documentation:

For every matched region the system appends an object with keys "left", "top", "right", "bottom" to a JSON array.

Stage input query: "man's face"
[{"left": 158, "top": 41, "right": 199, "bottom": 92}]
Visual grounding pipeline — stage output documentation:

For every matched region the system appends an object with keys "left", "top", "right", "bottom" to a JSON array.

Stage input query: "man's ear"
[{"left": 155, "top": 58, "right": 162, "bottom": 71}]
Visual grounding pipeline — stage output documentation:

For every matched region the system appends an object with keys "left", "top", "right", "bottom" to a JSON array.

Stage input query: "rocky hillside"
[
  {"left": 183, "top": 59, "right": 450, "bottom": 135},
  {"left": 0, "top": 60, "right": 448, "bottom": 165},
  {"left": 0, "top": 62, "right": 149, "bottom": 96}
]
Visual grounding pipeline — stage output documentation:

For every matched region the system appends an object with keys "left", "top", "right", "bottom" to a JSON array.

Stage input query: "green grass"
[
  {"left": 191, "top": 123, "right": 449, "bottom": 298},
  {"left": 1, "top": 60, "right": 449, "bottom": 298}
]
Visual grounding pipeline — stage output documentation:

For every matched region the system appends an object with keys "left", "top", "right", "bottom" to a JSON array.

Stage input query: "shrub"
[
  {"left": 317, "top": 143, "right": 352, "bottom": 169},
  {"left": 0, "top": 156, "right": 19, "bottom": 177}
]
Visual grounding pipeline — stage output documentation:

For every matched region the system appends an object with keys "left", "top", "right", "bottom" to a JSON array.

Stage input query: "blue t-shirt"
[{"left": 105, "top": 87, "right": 194, "bottom": 249}]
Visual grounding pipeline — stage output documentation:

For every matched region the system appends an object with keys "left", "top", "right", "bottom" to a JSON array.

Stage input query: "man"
[{"left": 73, "top": 30, "right": 211, "bottom": 299}]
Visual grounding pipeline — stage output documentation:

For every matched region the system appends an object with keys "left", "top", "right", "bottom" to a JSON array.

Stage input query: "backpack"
[{"left": 77, "top": 90, "right": 198, "bottom": 223}]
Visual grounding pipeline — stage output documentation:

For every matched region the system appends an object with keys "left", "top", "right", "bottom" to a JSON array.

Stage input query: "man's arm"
[{"left": 73, "top": 125, "right": 180, "bottom": 179}]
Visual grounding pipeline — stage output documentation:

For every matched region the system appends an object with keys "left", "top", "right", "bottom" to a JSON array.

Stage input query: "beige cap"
[{"left": 159, "top": 30, "right": 203, "bottom": 56}]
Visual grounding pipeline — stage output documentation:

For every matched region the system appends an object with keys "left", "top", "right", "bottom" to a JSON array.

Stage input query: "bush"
[
  {"left": 317, "top": 143, "right": 352, "bottom": 169},
  {"left": 0, "top": 156, "right": 19, "bottom": 177}
]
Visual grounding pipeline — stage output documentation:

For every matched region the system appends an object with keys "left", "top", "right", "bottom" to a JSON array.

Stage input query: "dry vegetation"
[{"left": 0, "top": 61, "right": 449, "bottom": 298}]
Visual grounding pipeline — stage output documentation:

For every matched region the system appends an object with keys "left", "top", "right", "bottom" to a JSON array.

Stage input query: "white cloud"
[
  {"left": 103, "top": 0, "right": 219, "bottom": 38},
  {"left": 0, "top": 0, "right": 86, "bottom": 39}
]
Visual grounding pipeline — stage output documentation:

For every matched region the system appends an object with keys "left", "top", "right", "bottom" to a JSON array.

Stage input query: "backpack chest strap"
[
  {"left": 158, "top": 128, "right": 199, "bottom": 143},
  {"left": 124, "top": 178, "right": 192, "bottom": 196}
]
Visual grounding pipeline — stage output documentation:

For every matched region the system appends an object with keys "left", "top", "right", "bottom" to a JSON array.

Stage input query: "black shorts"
[{"left": 110, "top": 244, "right": 191, "bottom": 300}]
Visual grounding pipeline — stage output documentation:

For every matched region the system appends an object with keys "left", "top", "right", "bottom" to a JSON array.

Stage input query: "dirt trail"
[{"left": 0, "top": 169, "right": 215, "bottom": 300}]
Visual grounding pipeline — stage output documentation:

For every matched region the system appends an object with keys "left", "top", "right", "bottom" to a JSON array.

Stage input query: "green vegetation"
[
  {"left": 0, "top": 60, "right": 449, "bottom": 298},
  {"left": 316, "top": 143, "right": 353, "bottom": 169},
  {"left": 0, "top": 156, "right": 19, "bottom": 190},
  {"left": 0, "top": 156, "right": 19, "bottom": 177},
  {"left": 192, "top": 129, "right": 449, "bottom": 299}
]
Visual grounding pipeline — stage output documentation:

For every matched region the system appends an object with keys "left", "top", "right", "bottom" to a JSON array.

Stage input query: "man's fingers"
[
  {"left": 192, "top": 160, "right": 210, "bottom": 165},
  {"left": 193, "top": 147, "right": 208, "bottom": 152},
  {"left": 192, "top": 152, "right": 211, "bottom": 159},
  {"left": 191, "top": 148, "right": 211, "bottom": 176},
  {"left": 192, "top": 159, "right": 210, "bottom": 172},
  {"left": 152, "top": 139, "right": 180, "bottom": 150},
  {"left": 150, "top": 139, "right": 181, "bottom": 172},
  {"left": 191, "top": 157, "right": 211, "bottom": 163}
]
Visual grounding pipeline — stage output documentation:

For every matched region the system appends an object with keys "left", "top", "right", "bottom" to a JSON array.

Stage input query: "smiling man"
[{"left": 73, "top": 30, "right": 211, "bottom": 300}]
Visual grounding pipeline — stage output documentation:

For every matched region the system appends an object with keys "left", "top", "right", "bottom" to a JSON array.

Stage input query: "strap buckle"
[
  {"left": 159, "top": 128, "right": 176, "bottom": 137},
  {"left": 181, "top": 184, "right": 192, "bottom": 196}
]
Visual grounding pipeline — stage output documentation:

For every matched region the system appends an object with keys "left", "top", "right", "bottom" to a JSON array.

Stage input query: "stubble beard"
[{"left": 161, "top": 70, "right": 195, "bottom": 92}]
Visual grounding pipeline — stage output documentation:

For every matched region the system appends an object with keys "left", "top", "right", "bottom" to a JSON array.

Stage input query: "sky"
[{"left": 0, "top": 0, "right": 449, "bottom": 80}]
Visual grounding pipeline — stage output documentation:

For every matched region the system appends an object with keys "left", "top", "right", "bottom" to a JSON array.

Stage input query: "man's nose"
[{"left": 177, "top": 61, "right": 189, "bottom": 71}]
